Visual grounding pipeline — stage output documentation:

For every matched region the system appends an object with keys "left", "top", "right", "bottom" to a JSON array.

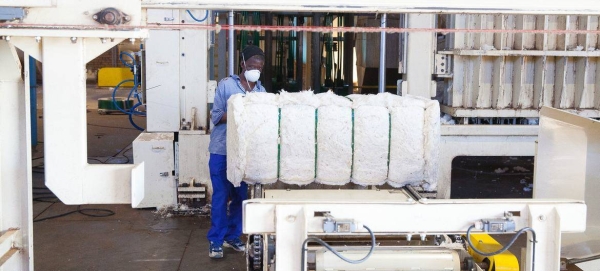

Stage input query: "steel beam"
[
  {"left": 141, "top": 0, "right": 600, "bottom": 15},
  {"left": 0, "top": 0, "right": 146, "bottom": 39},
  {"left": 0, "top": 41, "right": 33, "bottom": 271},
  {"left": 42, "top": 37, "right": 134, "bottom": 204},
  {"left": 406, "top": 13, "right": 436, "bottom": 98}
]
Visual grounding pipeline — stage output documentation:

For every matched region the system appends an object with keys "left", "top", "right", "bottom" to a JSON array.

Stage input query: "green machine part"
[{"left": 97, "top": 97, "right": 134, "bottom": 114}]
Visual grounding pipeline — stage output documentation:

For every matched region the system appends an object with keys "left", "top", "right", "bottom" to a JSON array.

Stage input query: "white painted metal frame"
[
  {"left": 141, "top": 0, "right": 600, "bottom": 14},
  {"left": 0, "top": 1, "right": 146, "bottom": 265},
  {"left": 244, "top": 197, "right": 586, "bottom": 271},
  {"left": 0, "top": 0, "right": 52, "bottom": 7},
  {"left": 145, "top": 9, "right": 210, "bottom": 132},
  {"left": 437, "top": 125, "right": 538, "bottom": 198},
  {"left": 534, "top": 107, "right": 600, "bottom": 265},
  {"left": 444, "top": 14, "right": 600, "bottom": 118},
  {"left": 132, "top": 133, "right": 176, "bottom": 208},
  {"left": 0, "top": 1, "right": 146, "bottom": 206},
  {"left": 0, "top": 42, "right": 33, "bottom": 270},
  {"left": 405, "top": 14, "right": 436, "bottom": 98},
  {"left": 42, "top": 37, "right": 136, "bottom": 204}
]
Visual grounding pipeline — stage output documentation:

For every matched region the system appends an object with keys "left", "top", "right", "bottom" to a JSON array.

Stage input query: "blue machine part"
[{"left": 0, "top": 7, "right": 25, "bottom": 21}]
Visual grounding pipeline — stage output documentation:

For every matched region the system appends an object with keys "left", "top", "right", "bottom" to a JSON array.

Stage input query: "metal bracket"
[
  {"left": 434, "top": 53, "right": 452, "bottom": 78},
  {"left": 92, "top": 7, "right": 131, "bottom": 25}
]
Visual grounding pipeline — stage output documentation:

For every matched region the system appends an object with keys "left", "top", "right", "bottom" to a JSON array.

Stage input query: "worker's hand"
[{"left": 219, "top": 114, "right": 227, "bottom": 124}]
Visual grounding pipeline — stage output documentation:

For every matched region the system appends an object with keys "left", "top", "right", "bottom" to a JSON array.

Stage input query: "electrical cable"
[
  {"left": 87, "top": 150, "right": 132, "bottom": 164},
  {"left": 111, "top": 51, "right": 145, "bottom": 131},
  {"left": 466, "top": 225, "right": 537, "bottom": 271},
  {"left": 33, "top": 197, "right": 59, "bottom": 203},
  {"left": 87, "top": 123, "right": 141, "bottom": 131},
  {"left": 186, "top": 10, "right": 209, "bottom": 22},
  {"left": 33, "top": 205, "right": 115, "bottom": 222},
  {"left": 31, "top": 186, "right": 116, "bottom": 222},
  {"left": 34, "top": 144, "right": 133, "bottom": 168},
  {"left": 111, "top": 79, "right": 136, "bottom": 115},
  {"left": 128, "top": 103, "right": 146, "bottom": 131},
  {"left": 300, "top": 225, "right": 376, "bottom": 271}
]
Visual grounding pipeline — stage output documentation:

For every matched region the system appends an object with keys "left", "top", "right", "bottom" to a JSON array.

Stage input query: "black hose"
[{"left": 300, "top": 225, "right": 375, "bottom": 271}]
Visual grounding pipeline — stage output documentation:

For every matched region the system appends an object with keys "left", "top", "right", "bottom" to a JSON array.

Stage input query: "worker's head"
[{"left": 240, "top": 45, "right": 265, "bottom": 83}]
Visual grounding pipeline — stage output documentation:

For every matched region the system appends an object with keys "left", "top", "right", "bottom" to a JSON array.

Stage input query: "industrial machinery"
[
  {"left": 233, "top": 93, "right": 595, "bottom": 271},
  {"left": 1, "top": 1, "right": 600, "bottom": 270}
]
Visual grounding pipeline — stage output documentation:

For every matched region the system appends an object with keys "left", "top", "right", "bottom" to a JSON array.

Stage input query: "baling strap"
[
  {"left": 314, "top": 108, "right": 318, "bottom": 179},
  {"left": 387, "top": 112, "right": 391, "bottom": 178},
  {"left": 277, "top": 108, "right": 281, "bottom": 180},
  {"left": 350, "top": 108, "right": 355, "bottom": 179}
]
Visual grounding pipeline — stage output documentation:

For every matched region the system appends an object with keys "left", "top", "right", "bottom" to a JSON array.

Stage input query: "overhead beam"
[{"left": 141, "top": 0, "right": 600, "bottom": 15}]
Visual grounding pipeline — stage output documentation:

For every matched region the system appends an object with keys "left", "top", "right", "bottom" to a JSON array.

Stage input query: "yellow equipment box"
[{"left": 97, "top": 67, "right": 134, "bottom": 87}]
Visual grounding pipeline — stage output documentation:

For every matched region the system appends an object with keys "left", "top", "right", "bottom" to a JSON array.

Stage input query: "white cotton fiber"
[
  {"left": 316, "top": 105, "right": 353, "bottom": 185},
  {"left": 227, "top": 91, "right": 440, "bottom": 191},
  {"left": 226, "top": 93, "right": 279, "bottom": 186},
  {"left": 317, "top": 91, "right": 353, "bottom": 107},
  {"left": 279, "top": 105, "right": 316, "bottom": 185},
  {"left": 227, "top": 94, "right": 246, "bottom": 187},
  {"left": 348, "top": 93, "right": 388, "bottom": 107},
  {"left": 243, "top": 104, "right": 279, "bottom": 184},
  {"left": 278, "top": 91, "right": 320, "bottom": 185},
  {"left": 352, "top": 105, "right": 390, "bottom": 186},
  {"left": 279, "top": 90, "right": 321, "bottom": 107},
  {"left": 422, "top": 100, "right": 441, "bottom": 191},
  {"left": 385, "top": 94, "right": 440, "bottom": 189},
  {"left": 387, "top": 101, "right": 426, "bottom": 187},
  {"left": 244, "top": 92, "right": 280, "bottom": 105}
]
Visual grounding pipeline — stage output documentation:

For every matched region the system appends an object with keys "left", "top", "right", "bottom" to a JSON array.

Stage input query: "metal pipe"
[
  {"left": 378, "top": 13, "right": 386, "bottom": 93},
  {"left": 209, "top": 11, "right": 215, "bottom": 80},
  {"left": 29, "top": 56, "right": 37, "bottom": 146},
  {"left": 263, "top": 13, "right": 274, "bottom": 92},
  {"left": 401, "top": 14, "right": 408, "bottom": 75},
  {"left": 295, "top": 16, "right": 304, "bottom": 90},
  {"left": 253, "top": 184, "right": 263, "bottom": 199},
  {"left": 228, "top": 10, "right": 234, "bottom": 76},
  {"left": 311, "top": 14, "right": 322, "bottom": 91},
  {"left": 567, "top": 254, "right": 600, "bottom": 265}
]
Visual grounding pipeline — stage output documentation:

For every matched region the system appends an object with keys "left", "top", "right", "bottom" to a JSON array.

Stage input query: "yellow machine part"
[
  {"left": 97, "top": 67, "right": 134, "bottom": 87},
  {"left": 466, "top": 233, "right": 520, "bottom": 271}
]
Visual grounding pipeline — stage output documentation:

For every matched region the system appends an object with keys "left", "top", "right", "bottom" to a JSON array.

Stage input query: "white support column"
[
  {"left": 275, "top": 205, "right": 307, "bottom": 271},
  {"left": 406, "top": 14, "right": 436, "bottom": 98},
  {"left": 526, "top": 206, "right": 562, "bottom": 271},
  {"left": 42, "top": 37, "right": 134, "bottom": 204},
  {"left": 0, "top": 41, "right": 34, "bottom": 270},
  {"left": 179, "top": 9, "right": 210, "bottom": 130}
]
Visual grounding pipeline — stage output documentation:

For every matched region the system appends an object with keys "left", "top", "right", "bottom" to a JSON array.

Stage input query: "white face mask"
[{"left": 244, "top": 69, "right": 261, "bottom": 82}]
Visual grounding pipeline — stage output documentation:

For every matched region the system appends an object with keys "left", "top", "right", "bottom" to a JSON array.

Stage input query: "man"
[{"left": 207, "top": 45, "right": 266, "bottom": 259}]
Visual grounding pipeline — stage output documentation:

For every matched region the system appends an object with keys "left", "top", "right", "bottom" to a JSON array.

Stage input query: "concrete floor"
[{"left": 33, "top": 87, "right": 246, "bottom": 271}]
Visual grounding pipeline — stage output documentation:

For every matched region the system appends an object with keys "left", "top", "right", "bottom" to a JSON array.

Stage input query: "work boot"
[{"left": 223, "top": 237, "right": 245, "bottom": 252}]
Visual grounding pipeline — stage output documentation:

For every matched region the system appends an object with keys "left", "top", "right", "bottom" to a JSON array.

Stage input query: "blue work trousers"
[{"left": 207, "top": 153, "right": 247, "bottom": 244}]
